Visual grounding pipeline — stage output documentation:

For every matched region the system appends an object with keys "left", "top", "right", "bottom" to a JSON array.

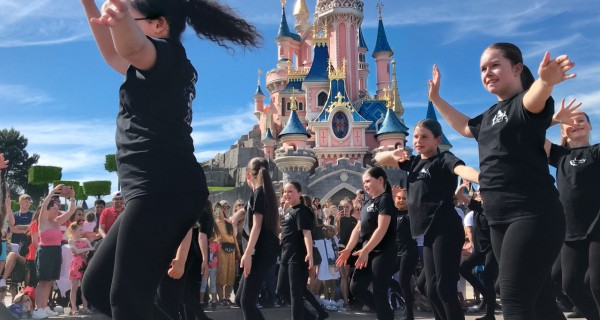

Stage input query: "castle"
[{"left": 205, "top": 0, "right": 451, "bottom": 204}]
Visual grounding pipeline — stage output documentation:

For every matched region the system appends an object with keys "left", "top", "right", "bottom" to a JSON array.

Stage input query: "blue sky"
[{"left": 1, "top": 0, "right": 599, "bottom": 201}]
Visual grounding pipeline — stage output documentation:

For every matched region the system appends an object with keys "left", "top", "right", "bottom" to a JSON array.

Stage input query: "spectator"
[
  {"left": 201, "top": 236, "right": 220, "bottom": 306},
  {"left": 97, "top": 192, "right": 124, "bottom": 239},
  {"left": 10, "top": 194, "right": 34, "bottom": 246},
  {"left": 316, "top": 225, "right": 340, "bottom": 302},
  {"left": 214, "top": 202, "right": 239, "bottom": 306},
  {"left": 66, "top": 221, "right": 95, "bottom": 315},
  {"left": 91, "top": 200, "right": 105, "bottom": 233}
]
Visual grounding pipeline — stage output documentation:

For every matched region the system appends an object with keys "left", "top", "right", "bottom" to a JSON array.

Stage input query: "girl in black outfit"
[
  {"left": 234, "top": 157, "right": 280, "bottom": 320},
  {"left": 277, "top": 182, "right": 328, "bottom": 320},
  {"left": 428, "top": 42, "right": 576, "bottom": 320},
  {"left": 336, "top": 167, "right": 399, "bottom": 320},
  {"left": 376, "top": 119, "right": 479, "bottom": 320},
  {"left": 157, "top": 200, "right": 215, "bottom": 320},
  {"left": 455, "top": 182, "right": 498, "bottom": 320},
  {"left": 390, "top": 186, "right": 418, "bottom": 320},
  {"left": 80, "top": 0, "right": 260, "bottom": 318},
  {"left": 545, "top": 100, "right": 600, "bottom": 320}
]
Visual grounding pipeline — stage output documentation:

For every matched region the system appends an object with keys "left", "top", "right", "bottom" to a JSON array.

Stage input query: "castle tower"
[
  {"left": 314, "top": 0, "right": 364, "bottom": 102},
  {"left": 390, "top": 60, "right": 405, "bottom": 120},
  {"left": 293, "top": 0, "right": 310, "bottom": 35},
  {"left": 375, "top": 88, "right": 408, "bottom": 150},
  {"left": 262, "top": 127, "right": 276, "bottom": 160},
  {"left": 357, "top": 28, "right": 369, "bottom": 98},
  {"left": 426, "top": 100, "right": 453, "bottom": 152},
  {"left": 303, "top": 24, "right": 331, "bottom": 121},
  {"left": 253, "top": 69, "right": 266, "bottom": 120},
  {"left": 275, "top": 95, "right": 315, "bottom": 191},
  {"left": 372, "top": 2, "right": 393, "bottom": 98},
  {"left": 276, "top": 0, "right": 302, "bottom": 64}
]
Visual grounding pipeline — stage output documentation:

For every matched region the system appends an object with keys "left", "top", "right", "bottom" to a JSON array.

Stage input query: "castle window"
[{"left": 318, "top": 92, "right": 328, "bottom": 107}]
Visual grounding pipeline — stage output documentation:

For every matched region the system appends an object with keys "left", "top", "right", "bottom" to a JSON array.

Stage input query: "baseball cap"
[{"left": 112, "top": 191, "right": 123, "bottom": 199}]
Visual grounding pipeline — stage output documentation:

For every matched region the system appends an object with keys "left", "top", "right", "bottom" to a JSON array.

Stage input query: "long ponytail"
[{"left": 248, "top": 157, "right": 279, "bottom": 237}]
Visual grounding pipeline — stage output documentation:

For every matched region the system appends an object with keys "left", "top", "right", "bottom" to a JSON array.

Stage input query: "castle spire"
[
  {"left": 426, "top": 100, "right": 453, "bottom": 151},
  {"left": 277, "top": 1, "right": 301, "bottom": 41},
  {"left": 293, "top": 0, "right": 310, "bottom": 34},
  {"left": 390, "top": 60, "right": 404, "bottom": 119},
  {"left": 373, "top": 1, "right": 393, "bottom": 57}
]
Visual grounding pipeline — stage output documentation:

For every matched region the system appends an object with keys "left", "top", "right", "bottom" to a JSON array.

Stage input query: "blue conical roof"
[
  {"left": 376, "top": 108, "right": 409, "bottom": 136},
  {"left": 279, "top": 109, "right": 310, "bottom": 138},
  {"left": 372, "top": 18, "right": 392, "bottom": 57},
  {"left": 277, "top": 7, "right": 301, "bottom": 42},
  {"left": 314, "top": 78, "right": 368, "bottom": 123},
  {"left": 305, "top": 42, "right": 330, "bottom": 82},
  {"left": 254, "top": 84, "right": 264, "bottom": 96},
  {"left": 358, "top": 28, "right": 368, "bottom": 50},
  {"left": 426, "top": 100, "right": 452, "bottom": 148},
  {"left": 262, "top": 127, "right": 275, "bottom": 141}
]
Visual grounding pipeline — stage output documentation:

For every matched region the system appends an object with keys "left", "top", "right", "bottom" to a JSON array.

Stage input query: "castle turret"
[
  {"left": 253, "top": 69, "right": 266, "bottom": 120},
  {"left": 293, "top": 0, "right": 310, "bottom": 35},
  {"left": 275, "top": 95, "right": 315, "bottom": 191},
  {"left": 276, "top": 0, "right": 302, "bottom": 63},
  {"left": 426, "top": 100, "right": 453, "bottom": 152},
  {"left": 262, "top": 127, "right": 276, "bottom": 160},
  {"left": 375, "top": 91, "right": 408, "bottom": 150},
  {"left": 357, "top": 28, "right": 369, "bottom": 98},
  {"left": 372, "top": 2, "right": 393, "bottom": 98}
]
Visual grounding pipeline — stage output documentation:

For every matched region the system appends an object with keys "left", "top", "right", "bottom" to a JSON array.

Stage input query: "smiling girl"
[{"left": 427, "top": 42, "right": 576, "bottom": 319}]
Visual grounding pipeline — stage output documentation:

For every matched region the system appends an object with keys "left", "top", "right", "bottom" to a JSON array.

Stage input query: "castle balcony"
[
  {"left": 266, "top": 68, "right": 288, "bottom": 93},
  {"left": 315, "top": 0, "right": 364, "bottom": 17},
  {"left": 274, "top": 146, "right": 316, "bottom": 172}
]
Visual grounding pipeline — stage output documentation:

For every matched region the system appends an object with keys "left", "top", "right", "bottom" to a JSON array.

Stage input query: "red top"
[
  {"left": 99, "top": 206, "right": 123, "bottom": 234},
  {"left": 26, "top": 221, "right": 38, "bottom": 261}
]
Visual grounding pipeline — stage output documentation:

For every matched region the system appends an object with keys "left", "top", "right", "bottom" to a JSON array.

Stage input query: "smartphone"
[{"left": 59, "top": 186, "right": 74, "bottom": 198}]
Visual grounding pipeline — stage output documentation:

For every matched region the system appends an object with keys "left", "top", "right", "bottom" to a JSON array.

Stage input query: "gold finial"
[
  {"left": 290, "top": 88, "right": 298, "bottom": 111},
  {"left": 257, "top": 69, "right": 263, "bottom": 86},
  {"left": 377, "top": 0, "right": 384, "bottom": 20},
  {"left": 264, "top": 105, "right": 272, "bottom": 129},
  {"left": 312, "top": 20, "right": 328, "bottom": 44},
  {"left": 383, "top": 87, "right": 393, "bottom": 109},
  {"left": 328, "top": 58, "right": 347, "bottom": 80},
  {"left": 281, "top": 0, "right": 286, "bottom": 9},
  {"left": 326, "top": 91, "right": 353, "bottom": 113}
]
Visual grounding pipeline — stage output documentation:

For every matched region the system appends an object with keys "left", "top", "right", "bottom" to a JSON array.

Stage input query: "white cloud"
[
  {"left": 565, "top": 90, "right": 600, "bottom": 117},
  {"left": 0, "top": 84, "right": 52, "bottom": 105},
  {"left": 195, "top": 149, "right": 228, "bottom": 162},
  {"left": 192, "top": 106, "right": 256, "bottom": 146},
  {"left": 16, "top": 121, "right": 116, "bottom": 148},
  {"left": 522, "top": 34, "right": 583, "bottom": 60}
]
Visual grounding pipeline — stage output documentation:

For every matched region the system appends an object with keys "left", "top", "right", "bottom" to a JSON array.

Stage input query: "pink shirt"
[{"left": 39, "top": 228, "right": 63, "bottom": 246}]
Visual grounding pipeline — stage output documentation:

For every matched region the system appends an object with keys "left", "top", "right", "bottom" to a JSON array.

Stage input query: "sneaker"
[
  {"left": 44, "top": 306, "right": 59, "bottom": 316},
  {"left": 32, "top": 309, "right": 49, "bottom": 319}
]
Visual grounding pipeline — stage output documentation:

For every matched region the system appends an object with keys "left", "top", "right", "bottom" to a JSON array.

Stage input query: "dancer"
[
  {"left": 455, "top": 182, "right": 498, "bottom": 320},
  {"left": 376, "top": 119, "right": 479, "bottom": 320},
  {"left": 277, "top": 184, "right": 329, "bottom": 320},
  {"left": 428, "top": 42, "right": 575, "bottom": 319},
  {"left": 336, "top": 167, "right": 399, "bottom": 320},
  {"left": 390, "top": 186, "right": 418, "bottom": 320},
  {"left": 79, "top": 0, "right": 260, "bottom": 318},
  {"left": 546, "top": 99, "right": 600, "bottom": 319},
  {"left": 234, "top": 157, "right": 280, "bottom": 320}
]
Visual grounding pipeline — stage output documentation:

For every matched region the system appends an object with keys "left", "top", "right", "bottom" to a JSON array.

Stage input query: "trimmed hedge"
[
  {"left": 28, "top": 166, "right": 62, "bottom": 185},
  {"left": 105, "top": 154, "right": 117, "bottom": 173},
  {"left": 82, "top": 181, "right": 111, "bottom": 199}
]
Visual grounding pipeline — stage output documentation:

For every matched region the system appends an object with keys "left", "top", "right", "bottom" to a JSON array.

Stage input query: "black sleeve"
[
  {"left": 548, "top": 143, "right": 566, "bottom": 168},
  {"left": 468, "top": 114, "right": 483, "bottom": 141},
  {"left": 517, "top": 91, "right": 554, "bottom": 127},
  {"left": 136, "top": 37, "right": 176, "bottom": 79},
  {"left": 468, "top": 198, "right": 483, "bottom": 213},
  {"left": 297, "top": 206, "right": 315, "bottom": 231},
  {"left": 198, "top": 210, "right": 212, "bottom": 236},
  {"left": 441, "top": 151, "right": 466, "bottom": 173},
  {"left": 377, "top": 193, "right": 396, "bottom": 217},
  {"left": 591, "top": 144, "right": 600, "bottom": 160},
  {"left": 398, "top": 156, "right": 416, "bottom": 171},
  {"left": 251, "top": 188, "right": 266, "bottom": 217}
]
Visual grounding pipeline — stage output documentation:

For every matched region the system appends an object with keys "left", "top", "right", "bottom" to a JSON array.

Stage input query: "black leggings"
[
  {"left": 82, "top": 193, "right": 204, "bottom": 320},
  {"left": 490, "top": 216, "right": 566, "bottom": 320},
  {"left": 561, "top": 233, "right": 600, "bottom": 320},
  {"left": 390, "top": 251, "right": 418, "bottom": 317},
  {"left": 276, "top": 262, "right": 326, "bottom": 320},
  {"left": 350, "top": 249, "right": 396, "bottom": 320},
  {"left": 235, "top": 252, "right": 277, "bottom": 320},
  {"left": 459, "top": 249, "right": 498, "bottom": 317},
  {"left": 423, "top": 218, "right": 465, "bottom": 320}
]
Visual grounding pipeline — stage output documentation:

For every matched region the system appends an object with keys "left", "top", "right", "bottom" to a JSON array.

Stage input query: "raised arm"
[
  {"left": 89, "top": 0, "right": 158, "bottom": 72},
  {"left": 454, "top": 165, "right": 480, "bottom": 184},
  {"left": 454, "top": 181, "right": 471, "bottom": 205},
  {"left": 56, "top": 196, "right": 77, "bottom": 226},
  {"left": 429, "top": 65, "right": 474, "bottom": 138},
  {"left": 523, "top": 52, "right": 576, "bottom": 114},
  {"left": 81, "top": 0, "right": 129, "bottom": 74},
  {"left": 374, "top": 148, "right": 411, "bottom": 168},
  {"left": 544, "top": 98, "right": 583, "bottom": 156}
]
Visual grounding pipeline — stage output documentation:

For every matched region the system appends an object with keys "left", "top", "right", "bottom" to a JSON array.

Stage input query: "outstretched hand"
[
  {"left": 428, "top": 64, "right": 441, "bottom": 101},
  {"left": 538, "top": 52, "right": 576, "bottom": 86},
  {"left": 392, "top": 148, "right": 411, "bottom": 163},
  {"left": 553, "top": 98, "right": 583, "bottom": 126},
  {"left": 91, "top": 0, "right": 130, "bottom": 26},
  {"left": 0, "top": 153, "right": 8, "bottom": 170}
]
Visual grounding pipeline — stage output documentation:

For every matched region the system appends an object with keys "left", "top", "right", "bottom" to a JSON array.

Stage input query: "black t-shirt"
[
  {"left": 198, "top": 207, "right": 214, "bottom": 239},
  {"left": 468, "top": 199, "right": 491, "bottom": 253},
  {"left": 468, "top": 92, "right": 561, "bottom": 224},
  {"left": 116, "top": 37, "right": 206, "bottom": 201},
  {"left": 396, "top": 210, "right": 417, "bottom": 255},
  {"left": 359, "top": 193, "right": 397, "bottom": 252},
  {"left": 280, "top": 204, "right": 314, "bottom": 264},
  {"left": 244, "top": 187, "right": 279, "bottom": 257},
  {"left": 400, "top": 151, "right": 465, "bottom": 238},
  {"left": 338, "top": 216, "right": 357, "bottom": 246},
  {"left": 549, "top": 143, "right": 600, "bottom": 241}
]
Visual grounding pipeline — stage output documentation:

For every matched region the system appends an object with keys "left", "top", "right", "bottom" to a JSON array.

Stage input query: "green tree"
[
  {"left": 0, "top": 128, "right": 40, "bottom": 196},
  {"left": 83, "top": 181, "right": 111, "bottom": 200},
  {"left": 28, "top": 165, "right": 62, "bottom": 197}
]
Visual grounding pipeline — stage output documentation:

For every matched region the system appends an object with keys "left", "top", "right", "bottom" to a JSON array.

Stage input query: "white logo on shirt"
[
  {"left": 570, "top": 158, "right": 586, "bottom": 167},
  {"left": 417, "top": 167, "right": 431, "bottom": 180},
  {"left": 492, "top": 110, "right": 508, "bottom": 126}
]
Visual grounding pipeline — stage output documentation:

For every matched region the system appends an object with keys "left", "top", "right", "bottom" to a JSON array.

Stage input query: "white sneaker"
[
  {"left": 0, "top": 278, "right": 6, "bottom": 288},
  {"left": 32, "top": 309, "right": 49, "bottom": 319},
  {"left": 44, "top": 306, "right": 59, "bottom": 316}
]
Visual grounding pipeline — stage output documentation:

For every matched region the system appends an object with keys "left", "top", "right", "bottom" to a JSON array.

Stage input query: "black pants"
[
  {"left": 82, "top": 193, "right": 205, "bottom": 320},
  {"left": 277, "top": 262, "right": 326, "bottom": 320},
  {"left": 459, "top": 249, "right": 498, "bottom": 317},
  {"left": 390, "top": 250, "right": 418, "bottom": 317},
  {"left": 157, "top": 229, "right": 210, "bottom": 320},
  {"left": 423, "top": 217, "right": 465, "bottom": 320},
  {"left": 490, "top": 216, "right": 566, "bottom": 320},
  {"left": 562, "top": 232, "right": 600, "bottom": 320},
  {"left": 350, "top": 248, "right": 395, "bottom": 320},
  {"left": 235, "top": 252, "right": 277, "bottom": 320}
]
